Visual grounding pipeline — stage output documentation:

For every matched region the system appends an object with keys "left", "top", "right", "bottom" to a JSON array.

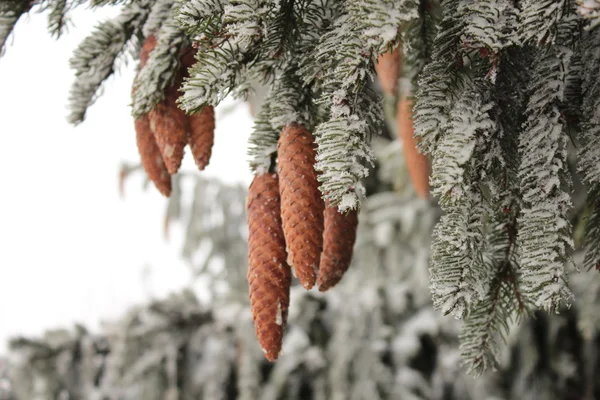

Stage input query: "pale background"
[{"left": 0, "top": 7, "right": 252, "bottom": 352}]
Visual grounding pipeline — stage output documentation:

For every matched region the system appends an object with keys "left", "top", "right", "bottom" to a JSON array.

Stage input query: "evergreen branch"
[
  {"left": 517, "top": 40, "right": 577, "bottom": 312},
  {"left": 132, "top": 1, "right": 189, "bottom": 117},
  {"left": 346, "top": 0, "right": 418, "bottom": 54},
  {"left": 427, "top": 87, "right": 498, "bottom": 320},
  {"left": 142, "top": 0, "right": 174, "bottom": 37},
  {"left": 313, "top": 74, "right": 383, "bottom": 211},
  {"left": 176, "top": 0, "right": 224, "bottom": 41},
  {"left": 68, "top": 0, "right": 151, "bottom": 124},
  {"left": 179, "top": 42, "right": 243, "bottom": 112},
  {"left": 460, "top": 258, "right": 517, "bottom": 375},
  {"left": 519, "top": 0, "right": 570, "bottom": 45},
  {"left": 296, "top": 0, "right": 341, "bottom": 80},
  {"left": 413, "top": 0, "right": 464, "bottom": 155},
  {"left": 582, "top": 187, "right": 600, "bottom": 271},
  {"left": 460, "top": 0, "right": 519, "bottom": 53},
  {"left": 178, "top": 0, "right": 282, "bottom": 112},
  {"left": 430, "top": 88, "right": 496, "bottom": 206},
  {"left": 223, "top": 0, "right": 274, "bottom": 52},
  {"left": 429, "top": 190, "right": 487, "bottom": 318},
  {"left": 460, "top": 209, "right": 524, "bottom": 376},
  {"left": 0, "top": 0, "right": 34, "bottom": 57},
  {"left": 269, "top": 68, "right": 315, "bottom": 132},
  {"left": 248, "top": 98, "right": 278, "bottom": 173},
  {"left": 305, "top": 12, "right": 391, "bottom": 211},
  {"left": 402, "top": 0, "right": 440, "bottom": 88},
  {"left": 577, "top": 28, "right": 600, "bottom": 271},
  {"left": 42, "top": 0, "right": 73, "bottom": 38}
]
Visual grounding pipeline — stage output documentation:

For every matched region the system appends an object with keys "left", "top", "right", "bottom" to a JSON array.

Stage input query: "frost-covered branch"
[
  {"left": 68, "top": 0, "right": 152, "bottom": 124},
  {"left": 517, "top": 17, "right": 579, "bottom": 311}
]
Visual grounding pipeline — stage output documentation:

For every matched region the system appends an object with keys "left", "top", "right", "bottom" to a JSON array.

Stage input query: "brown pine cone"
[
  {"left": 139, "top": 35, "right": 157, "bottom": 68},
  {"left": 187, "top": 106, "right": 215, "bottom": 171},
  {"left": 247, "top": 173, "right": 291, "bottom": 362},
  {"left": 375, "top": 46, "right": 401, "bottom": 97},
  {"left": 134, "top": 114, "right": 172, "bottom": 197},
  {"left": 148, "top": 78, "right": 189, "bottom": 175},
  {"left": 398, "top": 97, "right": 430, "bottom": 199},
  {"left": 277, "top": 123, "right": 324, "bottom": 290},
  {"left": 317, "top": 201, "right": 358, "bottom": 291}
]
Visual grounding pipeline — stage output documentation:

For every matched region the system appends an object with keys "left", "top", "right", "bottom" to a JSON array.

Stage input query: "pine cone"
[
  {"left": 375, "top": 46, "right": 401, "bottom": 96},
  {"left": 134, "top": 114, "right": 172, "bottom": 197},
  {"left": 277, "top": 123, "right": 324, "bottom": 289},
  {"left": 398, "top": 97, "right": 430, "bottom": 199},
  {"left": 187, "top": 106, "right": 215, "bottom": 170},
  {"left": 317, "top": 201, "right": 358, "bottom": 291},
  {"left": 247, "top": 173, "right": 291, "bottom": 362},
  {"left": 148, "top": 78, "right": 188, "bottom": 174}
]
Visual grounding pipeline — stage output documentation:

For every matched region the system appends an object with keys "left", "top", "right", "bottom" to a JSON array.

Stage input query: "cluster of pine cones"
[
  {"left": 247, "top": 123, "right": 360, "bottom": 361},
  {"left": 133, "top": 38, "right": 430, "bottom": 362},
  {"left": 133, "top": 35, "right": 215, "bottom": 196}
]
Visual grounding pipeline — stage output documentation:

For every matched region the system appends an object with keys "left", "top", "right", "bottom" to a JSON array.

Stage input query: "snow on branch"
[
  {"left": 132, "top": 1, "right": 188, "bottom": 118},
  {"left": 517, "top": 32, "right": 577, "bottom": 312},
  {"left": 0, "top": 0, "right": 33, "bottom": 57},
  {"left": 577, "top": 29, "right": 600, "bottom": 271},
  {"left": 68, "top": 0, "right": 152, "bottom": 124}
]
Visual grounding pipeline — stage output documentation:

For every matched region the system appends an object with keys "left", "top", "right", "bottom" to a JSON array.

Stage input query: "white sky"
[{"left": 0, "top": 8, "right": 252, "bottom": 352}]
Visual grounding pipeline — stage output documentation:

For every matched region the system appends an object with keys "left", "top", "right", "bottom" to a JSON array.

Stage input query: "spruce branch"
[
  {"left": 131, "top": 1, "right": 189, "bottom": 118},
  {"left": 0, "top": 0, "right": 34, "bottom": 57},
  {"left": 577, "top": 28, "right": 600, "bottom": 271},
  {"left": 517, "top": 34, "right": 578, "bottom": 312},
  {"left": 460, "top": 0, "right": 518, "bottom": 54},
  {"left": 178, "top": 0, "right": 281, "bottom": 112},
  {"left": 248, "top": 98, "right": 278, "bottom": 174},
  {"left": 519, "top": 0, "right": 571, "bottom": 45},
  {"left": 41, "top": 0, "right": 75, "bottom": 38},
  {"left": 68, "top": 0, "right": 152, "bottom": 124},
  {"left": 460, "top": 208, "right": 525, "bottom": 376},
  {"left": 413, "top": 0, "right": 464, "bottom": 155},
  {"left": 402, "top": 0, "right": 440, "bottom": 87},
  {"left": 142, "top": 0, "right": 174, "bottom": 37},
  {"left": 179, "top": 42, "right": 245, "bottom": 112},
  {"left": 346, "top": 0, "right": 418, "bottom": 53},
  {"left": 429, "top": 191, "right": 487, "bottom": 318},
  {"left": 430, "top": 88, "right": 495, "bottom": 206},
  {"left": 307, "top": 17, "right": 379, "bottom": 210},
  {"left": 176, "top": 0, "right": 224, "bottom": 41}
]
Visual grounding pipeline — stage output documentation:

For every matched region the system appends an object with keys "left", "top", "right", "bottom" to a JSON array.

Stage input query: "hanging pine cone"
[
  {"left": 131, "top": 35, "right": 171, "bottom": 196},
  {"left": 277, "top": 123, "right": 324, "bottom": 290},
  {"left": 247, "top": 172, "right": 291, "bottom": 362},
  {"left": 147, "top": 73, "right": 188, "bottom": 175},
  {"left": 187, "top": 106, "right": 215, "bottom": 171},
  {"left": 134, "top": 115, "right": 172, "bottom": 197},
  {"left": 317, "top": 201, "right": 358, "bottom": 291},
  {"left": 398, "top": 97, "right": 430, "bottom": 199},
  {"left": 375, "top": 46, "right": 401, "bottom": 97}
]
